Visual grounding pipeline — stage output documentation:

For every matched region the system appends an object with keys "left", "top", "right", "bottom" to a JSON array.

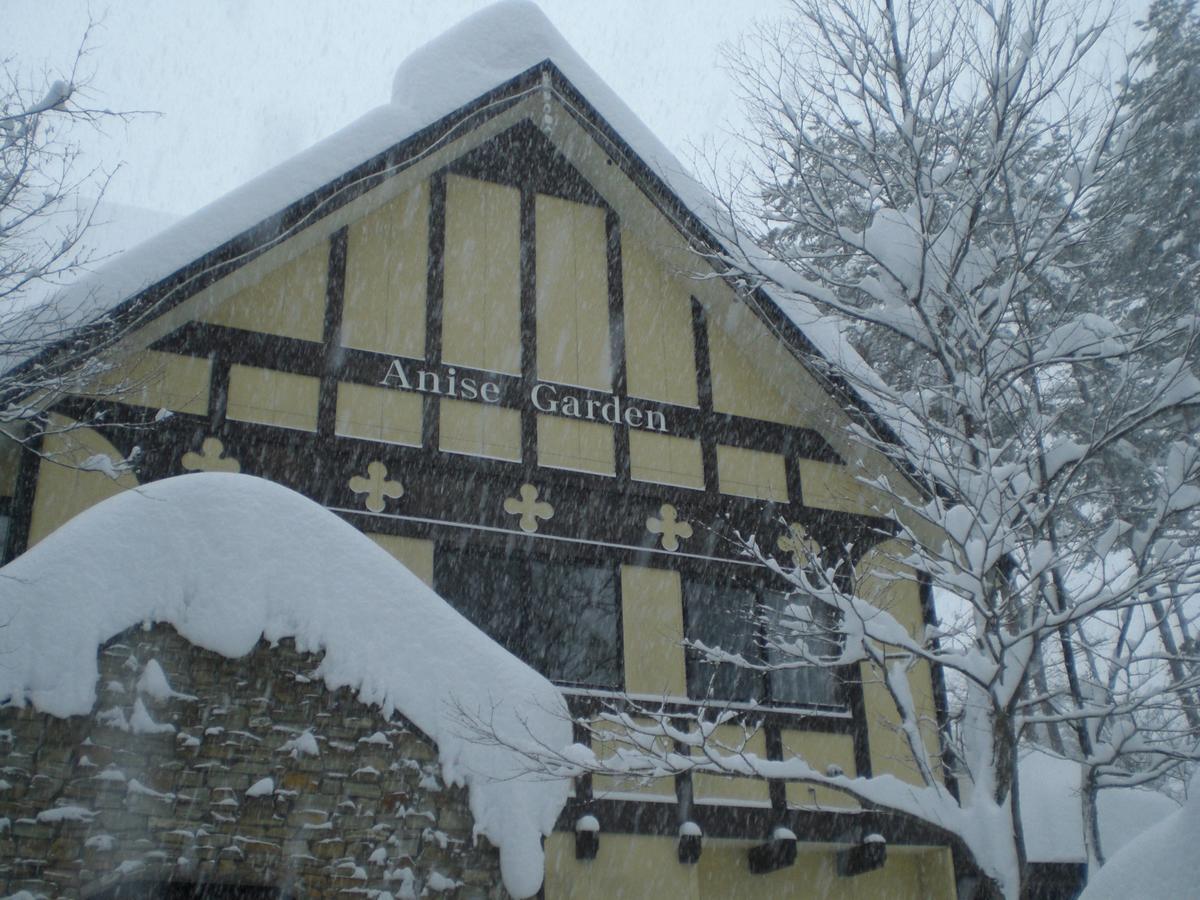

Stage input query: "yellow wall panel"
[
  {"left": 692, "top": 725, "right": 770, "bottom": 805},
  {"left": 853, "top": 540, "right": 944, "bottom": 786},
  {"left": 620, "top": 565, "right": 686, "bottom": 697},
  {"left": 27, "top": 418, "right": 138, "bottom": 547},
  {"left": 629, "top": 431, "right": 704, "bottom": 490},
  {"left": 799, "top": 458, "right": 894, "bottom": 517},
  {"left": 706, "top": 305, "right": 805, "bottom": 427},
  {"left": 858, "top": 666, "right": 942, "bottom": 787},
  {"left": 779, "top": 729, "right": 859, "bottom": 809},
  {"left": 536, "top": 194, "right": 611, "bottom": 390},
  {"left": 335, "top": 382, "right": 422, "bottom": 446},
  {"left": 716, "top": 445, "right": 788, "bottom": 502},
  {"left": 915, "top": 846, "right": 958, "bottom": 900},
  {"left": 343, "top": 182, "right": 428, "bottom": 358},
  {"left": 225, "top": 365, "right": 319, "bottom": 432},
  {"left": 545, "top": 834, "right": 698, "bottom": 900},
  {"left": 537, "top": 415, "right": 614, "bottom": 475},
  {"left": 439, "top": 398, "right": 521, "bottom": 461},
  {"left": 621, "top": 230, "right": 698, "bottom": 406},
  {"left": 800, "top": 456, "right": 945, "bottom": 552},
  {"left": 87, "top": 350, "right": 211, "bottom": 417},
  {"left": 859, "top": 667, "right": 942, "bottom": 788},
  {"left": 205, "top": 243, "right": 327, "bottom": 342},
  {"left": 366, "top": 533, "right": 433, "bottom": 586},
  {"left": 907, "top": 658, "right": 945, "bottom": 776},
  {"left": 855, "top": 539, "right": 924, "bottom": 637},
  {"left": 443, "top": 175, "right": 521, "bottom": 374},
  {"left": 699, "top": 842, "right": 847, "bottom": 899},
  {"left": 591, "top": 718, "right": 677, "bottom": 800}
]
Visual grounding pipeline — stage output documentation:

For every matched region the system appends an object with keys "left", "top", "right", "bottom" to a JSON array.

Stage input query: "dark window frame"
[{"left": 433, "top": 539, "right": 625, "bottom": 691}]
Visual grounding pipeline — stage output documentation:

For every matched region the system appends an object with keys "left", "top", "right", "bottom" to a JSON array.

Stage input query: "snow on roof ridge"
[
  {"left": 0, "top": 473, "right": 570, "bottom": 898},
  {"left": 391, "top": 1, "right": 559, "bottom": 112},
  {"left": 390, "top": 0, "right": 701, "bottom": 201}
]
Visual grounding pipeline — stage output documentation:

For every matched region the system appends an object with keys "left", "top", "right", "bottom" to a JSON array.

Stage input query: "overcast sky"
[
  {"left": 11, "top": 0, "right": 1151, "bottom": 242},
  {"left": 9, "top": 1, "right": 767, "bottom": 223}
]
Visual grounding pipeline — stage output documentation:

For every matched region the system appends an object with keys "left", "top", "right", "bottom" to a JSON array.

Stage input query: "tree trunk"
[{"left": 1081, "top": 767, "right": 1105, "bottom": 869}]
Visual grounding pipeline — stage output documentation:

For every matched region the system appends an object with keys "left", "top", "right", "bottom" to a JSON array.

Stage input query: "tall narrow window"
[
  {"left": 684, "top": 581, "right": 759, "bottom": 701},
  {"left": 762, "top": 589, "right": 842, "bottom": 708}
]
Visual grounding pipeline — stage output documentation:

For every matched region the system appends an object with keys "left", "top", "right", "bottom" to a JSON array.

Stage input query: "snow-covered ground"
[{"left": 0, "top": 473, "right": 572, "bottom": 898}]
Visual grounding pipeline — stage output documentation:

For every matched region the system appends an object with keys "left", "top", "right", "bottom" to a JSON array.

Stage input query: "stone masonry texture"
[{"left": 0, "top": 625, "right": 509, "bottom": 899}]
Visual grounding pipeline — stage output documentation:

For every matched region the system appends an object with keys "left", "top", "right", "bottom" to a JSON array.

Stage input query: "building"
[{"left": 0, "top": 3, "right": 961, "bottom": 897}]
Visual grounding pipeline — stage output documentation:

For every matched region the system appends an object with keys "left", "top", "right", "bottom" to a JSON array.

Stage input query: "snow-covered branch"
[{"left": 611, "top": 1, "right": 1200, "bottom": 895}]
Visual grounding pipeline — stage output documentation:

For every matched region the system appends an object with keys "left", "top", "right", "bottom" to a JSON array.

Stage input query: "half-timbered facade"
[{"left": 0, "top": 4, "right": 960, "bottom": 897}]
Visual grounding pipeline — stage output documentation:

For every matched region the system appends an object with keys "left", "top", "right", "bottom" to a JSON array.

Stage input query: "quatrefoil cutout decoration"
[
  {"left": 349, "top": 461, "right": 404, "bottom": 513},
  {"left": 181, "top": 437, "right": 240, "bottom": 474},
  {"left": 647, "top": 503, "right": 692, "bottom": 552},
  {"left": 504, "top": 484, "right": 554, "bottom": 534},
  {"left": 778, "top": 522, "right": 821, "bottom": 565}
]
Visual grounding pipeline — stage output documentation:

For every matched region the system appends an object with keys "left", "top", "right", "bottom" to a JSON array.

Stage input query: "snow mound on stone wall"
[{"left": 0, "top": 473, "right": 570, "bottom": 898}]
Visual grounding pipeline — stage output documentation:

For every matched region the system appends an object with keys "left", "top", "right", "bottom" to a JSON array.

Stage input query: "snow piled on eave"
[
  {"left": 21, "top": 0, "right": 602, "bottom": 357},
  {"left": 15, "top": 97, "right": 437, "bottom": 359},
  {"left": 0, "top": 473, "right": 570, "bottom": 899}
]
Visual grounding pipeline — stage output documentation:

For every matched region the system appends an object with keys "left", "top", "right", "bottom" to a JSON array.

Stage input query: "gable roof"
[{"left": 15, "top": 0, "right": 915, "bottom": 464}]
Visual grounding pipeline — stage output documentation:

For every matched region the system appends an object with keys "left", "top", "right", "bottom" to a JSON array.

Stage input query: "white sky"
[{"left": 9, "top": 1, "right": 770, "bottom": 222}]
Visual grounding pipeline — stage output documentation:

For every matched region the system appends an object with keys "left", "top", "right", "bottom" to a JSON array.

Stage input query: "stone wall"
[{"left": 0, "top": 625, "right": 507, "bottom": 898}]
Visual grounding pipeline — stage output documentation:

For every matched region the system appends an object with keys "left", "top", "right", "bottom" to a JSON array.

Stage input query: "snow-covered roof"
[
  {"left": 30, "top": 1, "right": 682, "bottom": 341},
  {"left": 0, "top": 473, "right": 571, "bottom": 899},
  {"left": 1019, "top": 748, "right": 1179, "bottom": 864},
  {"left": 19, "top": 0, "right": 905, "bottom": 453}
]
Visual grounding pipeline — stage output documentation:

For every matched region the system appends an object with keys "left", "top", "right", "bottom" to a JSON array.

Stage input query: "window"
[
  {"left": 684, "top": 574, "right": 842, "bottom": 709},
  {"left": 434, "top": 547, "right": 621, "bottom": 689}
]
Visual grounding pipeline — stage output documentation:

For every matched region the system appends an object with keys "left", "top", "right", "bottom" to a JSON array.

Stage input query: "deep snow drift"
[
  {"left": 1019, "top": 749, "right": 1179, "bottom": 863},
  {"left": 0, "top": 473, "right": 571, "bottom": 898},
  {"left": 1079, "top": 772, "right": 1200, "bottom": 899}
]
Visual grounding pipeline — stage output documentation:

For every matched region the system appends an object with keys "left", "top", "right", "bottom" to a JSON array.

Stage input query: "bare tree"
[
  {"left": 0, "top": 24, "right": 148, "bottom": 454},
  {"left": 491, "top": 3, "right": 1200, "bottom": 897}
]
